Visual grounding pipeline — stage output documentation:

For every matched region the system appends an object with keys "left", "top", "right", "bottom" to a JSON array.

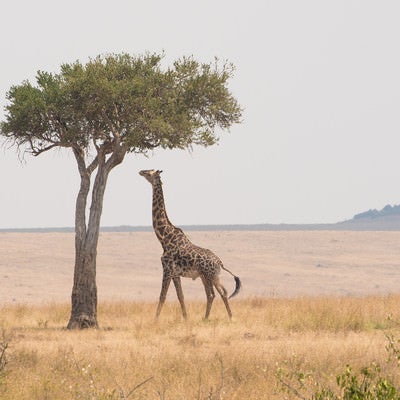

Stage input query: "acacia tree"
[{"left": 0, "top": 53, "right": 242, "bottom": 329}]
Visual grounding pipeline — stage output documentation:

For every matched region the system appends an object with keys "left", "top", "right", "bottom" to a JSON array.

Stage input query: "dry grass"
[{"left": 1, "top": 296, "right": 400, "bottom": 399}]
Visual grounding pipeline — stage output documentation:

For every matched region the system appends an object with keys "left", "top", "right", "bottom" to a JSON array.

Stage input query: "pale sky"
[{"left": 1, "top": 0, "right": 400, "bottom": 229}]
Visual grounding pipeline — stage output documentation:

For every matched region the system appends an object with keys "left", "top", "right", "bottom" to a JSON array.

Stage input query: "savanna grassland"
[
  {"left": 1, "top": 231, "right": 400, "bottom": 399},
  {"left": 1, "top": 296, "right": 400, "bottom": 399}
]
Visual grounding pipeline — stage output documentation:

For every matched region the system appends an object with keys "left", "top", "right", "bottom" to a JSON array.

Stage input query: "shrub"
[{"left": 275, "top": 333, "right": 400, "bottom": 400}]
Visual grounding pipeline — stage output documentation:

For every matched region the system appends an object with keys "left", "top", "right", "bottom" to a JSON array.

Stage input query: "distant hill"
[
  {"left": 334, "top": 204, "right": 400, "bottom": 230},
  {"left": 353, "top": 204, "right": 400, "bottom": 220}
]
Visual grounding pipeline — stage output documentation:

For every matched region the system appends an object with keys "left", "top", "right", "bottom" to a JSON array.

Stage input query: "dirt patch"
[{"left": 1, "top": 231, "right": 399, "bottom": 304}]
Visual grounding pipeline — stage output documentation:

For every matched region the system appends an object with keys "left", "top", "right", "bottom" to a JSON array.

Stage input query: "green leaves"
[
  {"left": 1, "top": 52, "right": 242, "bottom": 157},
  {"left": 276, "top": 353, "right": 400, "bottom": 400}
]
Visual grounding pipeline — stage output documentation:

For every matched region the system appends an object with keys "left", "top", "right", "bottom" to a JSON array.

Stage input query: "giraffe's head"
[{"left": 139, "top": 169, "right": 163, "bottom": 185}]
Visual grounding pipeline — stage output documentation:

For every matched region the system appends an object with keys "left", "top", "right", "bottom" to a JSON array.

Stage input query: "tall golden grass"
[{"left": 1, "top": 295, "right": 400, "bottom": 399}]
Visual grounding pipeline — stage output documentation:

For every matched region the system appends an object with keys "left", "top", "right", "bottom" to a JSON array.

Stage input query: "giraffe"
[{"left": 139, "top": 169, "right": 241, "bottom": 320}]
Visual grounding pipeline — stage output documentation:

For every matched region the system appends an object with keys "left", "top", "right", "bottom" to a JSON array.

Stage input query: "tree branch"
[
  {"left": 72, "top": 146, "right": 91, "bottom": 251},
  {"left": 87, "top": 155, "right": 99, "bottom": 175},
  {"left": 113, "top": 103, "right": 121, "bottom": 131},
  {"left": 73, "top": 146, "right": 88, "bottom": 178},
  {"left": 101, "top": 107, "right": 121, "bottom": 140},
  {"left": 31, "top": 142, "right": 61, "bottom": 156},
  {"left": 105, "top": 142, "right": 128, "bottom": 171}
]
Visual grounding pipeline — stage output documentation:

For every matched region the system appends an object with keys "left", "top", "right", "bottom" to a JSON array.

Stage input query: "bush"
[{"left": 275, "top": 334, "right": 400, "bottom": 400}]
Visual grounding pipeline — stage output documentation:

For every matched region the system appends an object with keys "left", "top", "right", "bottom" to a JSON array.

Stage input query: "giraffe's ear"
[{"left": 157, "top": 170, "right": 163, "bottom": 174}]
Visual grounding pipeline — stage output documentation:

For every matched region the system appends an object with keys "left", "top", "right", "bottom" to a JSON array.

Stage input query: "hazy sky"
[{"left": 1, "top": 0, "right": 400, "bottom": 228}]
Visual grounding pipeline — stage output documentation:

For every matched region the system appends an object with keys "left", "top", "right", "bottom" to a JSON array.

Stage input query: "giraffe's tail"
[
  {"left": 222, "top": 265, "right": 242, "bottom": 299},
  {"left": 229, "top": 275, "right": 242, "bottom": 299}
]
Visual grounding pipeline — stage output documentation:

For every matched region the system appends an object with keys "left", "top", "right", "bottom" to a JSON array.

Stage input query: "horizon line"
[{"left": 1, "top": 218, "right": 400, "bottom": 232}]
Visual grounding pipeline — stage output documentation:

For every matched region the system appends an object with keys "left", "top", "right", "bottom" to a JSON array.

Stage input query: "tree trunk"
[
  {"left": 67, "top": 144, "right": 126, "bottom": 329},
  {"left": 67, "top": 246, "right": 99, "bottom": 329}
]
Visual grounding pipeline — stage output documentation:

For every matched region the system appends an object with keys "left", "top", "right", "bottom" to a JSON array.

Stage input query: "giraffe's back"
[
  {"left": 161, "top": 227, "right": 223, "bottom": 279},
  {"left": 170, "top": 243, "right": 222, "bottom": 279}
]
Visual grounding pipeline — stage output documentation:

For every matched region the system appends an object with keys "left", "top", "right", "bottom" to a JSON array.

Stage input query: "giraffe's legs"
[
  {"left": 155, "top": 271, "right": 171, "bottom": 319},
  {"left": 173, "top": 277, "right": 187, "bottom": 319},
  {"left": 214, "top": 277, "right": 232, "bottom": 319},
  {"left": 201, "top": 276, "right": 216, "bottom": 320}
]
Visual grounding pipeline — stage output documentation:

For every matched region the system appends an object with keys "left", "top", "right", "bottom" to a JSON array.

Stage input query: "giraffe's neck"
[{"left": 152, "top": 177, "right": 174, "bottom": 242}]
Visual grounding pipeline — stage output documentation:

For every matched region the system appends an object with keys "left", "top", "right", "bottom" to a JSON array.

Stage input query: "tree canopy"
[{"left": 1, "top": 53, "right": 242, "bottom": 157}]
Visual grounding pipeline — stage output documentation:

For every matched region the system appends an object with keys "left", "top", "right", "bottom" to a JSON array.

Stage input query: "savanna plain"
[{"left": 1, "top": 231, "right": 400, "bottom": 399}]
